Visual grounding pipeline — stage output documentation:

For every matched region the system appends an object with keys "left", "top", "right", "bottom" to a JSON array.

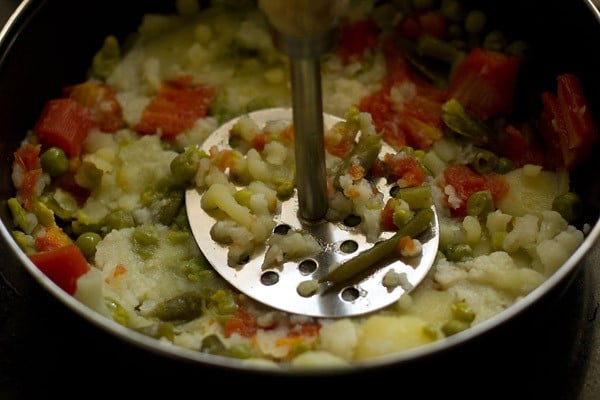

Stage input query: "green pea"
[
  {"left": 552, "top": 192, "right": 582, "bottom": 223},
  {"left": 40, "top": 147, "right": 69, "bottom": 177},
  {"left": 470, "top": 148, "right": 498, "bottom": 173},
  {"left": 494, "top": 157, "right": 515, "bottom": 174},
  {"left": 451, "top": 301, "right": 476, "bottom": 323},
  {"left": 105, "top": 210, "right": 135, "bottom": 231},
  {"left": 483, "top": 30, "right": 507, "bottom": 52},
  {"left": 464, "top": 10, "right": 486, "bottom": 34},
  {"left": 440, "top": 0, "right": 463, "bottom": 22},
  {"left": 170, "top": 146, "right": 205, "bottom": 184},
  {"left": 466, "top": 190, "right": 494, "bottom": 217},
  {"left": 445, "top": 243, "right": 473, "bottom": 261},
  {"left": 505, "top": 40, "right": 529, "bottom": 57},
  {"left": 76, "top": 232, "right": 102, "bottom": 260}
]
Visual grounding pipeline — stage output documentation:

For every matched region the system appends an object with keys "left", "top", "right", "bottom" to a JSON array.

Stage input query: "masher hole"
[
  {"left": 260, "top": 271, "right": 279, "bottom": 286},
  {"left": 341, "top": 287, "right": 360, "bottom": 302}
]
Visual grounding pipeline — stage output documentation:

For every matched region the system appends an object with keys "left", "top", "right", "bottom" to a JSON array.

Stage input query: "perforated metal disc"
[{"left": 186, "top": 107, "right": 439, "bottom": 318}]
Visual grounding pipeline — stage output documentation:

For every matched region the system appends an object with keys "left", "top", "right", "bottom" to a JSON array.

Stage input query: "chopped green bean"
[
  {"left": 90, "top": 35, "right": 121, "bottom": 80},
  {"left": 333, "top": 132, "right": 382, "bottom": 190},
  {"left": 394, "top": 185, "right": 433, "bottom": 209},
  {"left": 417, "top": 34, "right": 465, "bottom": 65},
  {"left": 441, "top": 98, "right": 491, "bottom": 144},
  {"left": 151, "top": 292, "right": 205, "bottom": 321},
  {"left": 319, "top": 208, "right": 434, "bottom": 284}
]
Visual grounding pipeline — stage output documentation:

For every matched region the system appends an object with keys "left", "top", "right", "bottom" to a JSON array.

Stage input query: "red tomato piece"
[
  {"left": 65, "top": 81, "right": 125, "bottom": 133},
  {"left": 34, "top": 226, "right": 72, "bottom": 252},
  {"left": 135, "top": 76, "right": 216, "bottom": 138},
  {"left": 499, "top": 124, "right": 546, "bottom": 168},
  {"left": 34, "top": 98, "right": 93, "bottom": 157},
  {"left": 443, "top": 164, "right": 508, "bottom": 217},
  {"left": 539, "top": 74, "right": 598, "bottom": 170},
  {"left": 448, "top": 48, "right": 521, "bottom": 120},
  {"left": 29, "top": 244, "right": 90, "bottom": 295}
]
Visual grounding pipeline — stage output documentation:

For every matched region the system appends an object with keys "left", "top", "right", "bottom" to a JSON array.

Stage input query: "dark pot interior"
[{"left": 1, "top": 0, "right": 600, "bottom": 397}]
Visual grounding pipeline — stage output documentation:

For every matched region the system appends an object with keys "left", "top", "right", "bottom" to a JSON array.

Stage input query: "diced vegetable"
[
  {"left": 319, "top": 208, "right": 434, "bottom": 284},
  {"left": 34, "top": 98, "right": 93, "bottom": 157},
  {"left": 29, "top": 244, "right": 90, "bottom": 295},
  {"left": 447, "top": 48, "right": 521, "bottom": 120},
  {"left": 539, "top": 73, "right": 598, "bottom": 170},
  {"left": 135, "top": 76, "right": 216, "bottom": 138}
]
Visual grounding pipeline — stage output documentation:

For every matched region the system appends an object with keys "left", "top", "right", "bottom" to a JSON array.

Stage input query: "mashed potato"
[{"left": 9, "top": 0, "right": 594, "bottom": 369}]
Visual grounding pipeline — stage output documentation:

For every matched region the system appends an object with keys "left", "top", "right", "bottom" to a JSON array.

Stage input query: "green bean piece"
[
  {"left": 444, "top": 243, "right": 473, "bottom": 261},
  {"left": 466, "top": 190, "right": 494, "bottom": 217},
  {"left": 40, "top": 147, "right": 69, "bottom": 177},
  {"left": 319, "top": 208, "right": 434, "bottom": 284},
  {"left": 333, "top": 132, "right": 382, "bottom": 190},
  {"left": 441, "top": 98, "right": 491, "bottom": 144},
  {"left": 441, "top": 319, "right": 470, "bottom": 336},
  {"left": 90, "top": 35, "right": 121, "bottom": 80},
  {"left": 151, "top": 292, "right": 205, "bottom": 322},
  {"left": 398, "top": 38, "right": 450, "bottom": 89},
  {"left": 470, "top": 148, "right": 498, "bottom": 173},
  {"left": 464, "top": 10, "right": 486, "bottom": 34},
  {"left": 394, "top": 185, "right": 433, "bottom": 209},
  {"left": 483, "top": 30, "right": 507, "bottom": 52},
  {"left": 76, "top": 232, "right": 102, "bottom": 260},
  {"left": 417, "top": 34, "right": 465, "bottom": 65},
  {"left": 552, "top": 192, "right": 582, "bottom": 223}
]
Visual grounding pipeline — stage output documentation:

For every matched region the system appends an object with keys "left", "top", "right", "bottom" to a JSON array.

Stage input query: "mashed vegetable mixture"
[{"left": 8, "top": 0, "right": 598, "bottom": 368}]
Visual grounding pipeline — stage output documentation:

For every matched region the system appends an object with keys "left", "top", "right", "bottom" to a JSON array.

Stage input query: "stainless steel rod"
[{"left": 289, "top": 56, "right": 328, "bottom": 220}]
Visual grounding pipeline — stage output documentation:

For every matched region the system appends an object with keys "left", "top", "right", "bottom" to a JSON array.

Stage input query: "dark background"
[{"left": 2, "top": 1, "right": 600, "bottom": 399}]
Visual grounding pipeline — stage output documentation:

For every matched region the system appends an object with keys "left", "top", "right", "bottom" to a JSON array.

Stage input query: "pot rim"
[{"left": 1, "top": 0, "right": 600, "bottom": 374}]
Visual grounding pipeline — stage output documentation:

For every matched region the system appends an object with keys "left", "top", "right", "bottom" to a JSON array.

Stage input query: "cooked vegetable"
[
  {"left": 447, "top": 48, "right": 520, "bottom": 120},
  {"left": 34, "top": 98, "right": 92, "bottom": 157},
  {"left": 319, "top": 208, "right": 434, "bottom": 284},
  {"left": 28, "top": 244, "right": 90, "bottom": 295}
]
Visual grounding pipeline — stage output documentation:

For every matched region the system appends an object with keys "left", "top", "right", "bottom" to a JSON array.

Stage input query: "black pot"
[{"left": 1, "top": 0, "right": 600, "bottom": 397}]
